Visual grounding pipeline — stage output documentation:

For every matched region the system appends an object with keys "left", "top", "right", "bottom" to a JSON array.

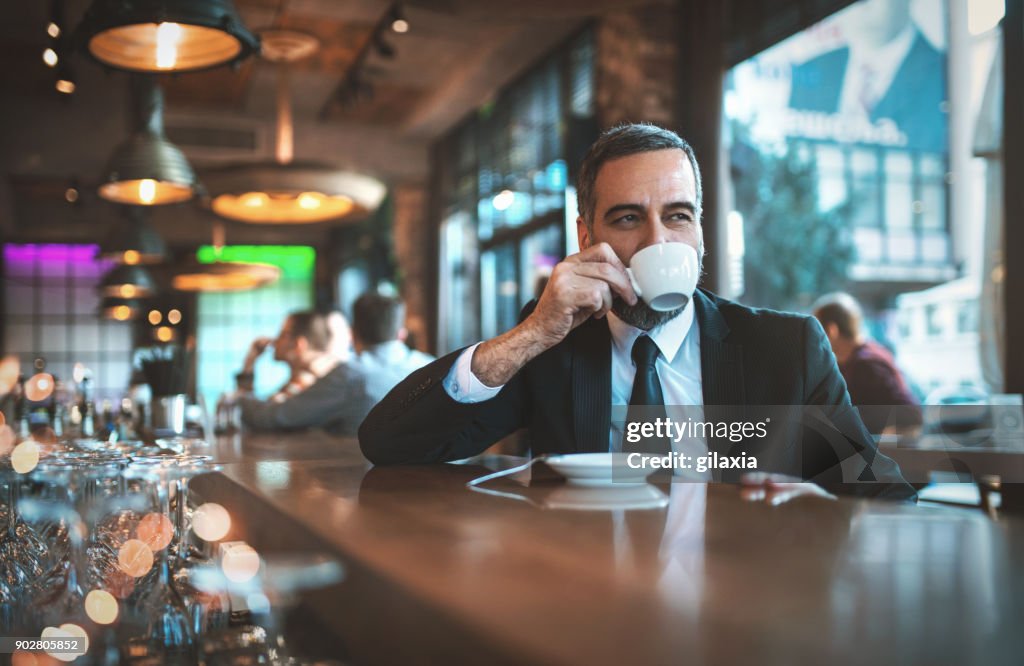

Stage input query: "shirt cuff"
[{"left": 442, "top": 342, "right": 504, "bottom": 403}]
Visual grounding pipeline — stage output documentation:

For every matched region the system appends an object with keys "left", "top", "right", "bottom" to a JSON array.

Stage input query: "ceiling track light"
[
  {"left": 389, "top": 4, "right": 409, "bottom": 33},
  {"left": 374, "top": 33, "right": 395, "bottom": 59},
  {"left": 328, "top": 3, "right": 407, "bottom": 112},
  {"left": 55, "top": 62, "right": 76, "bottom": 94},
  {"left": 99, "top": 75, "right": 198, "bottom": 206},
  {"left": 73, "top": 0, "right": 259, "bottom": 74}
]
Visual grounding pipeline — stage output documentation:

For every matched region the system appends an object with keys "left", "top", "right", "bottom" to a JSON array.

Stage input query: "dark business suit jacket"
[
  {"left": 359, "top": 289, "right": 915, "bottom": 501},
  {"left": 788, "top": 30, "right": 947, "bottom": 153}
]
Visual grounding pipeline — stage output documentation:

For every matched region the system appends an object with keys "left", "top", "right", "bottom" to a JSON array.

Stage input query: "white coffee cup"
[{"left": 625, "top": 242, "right": 699, "bottom": 312}]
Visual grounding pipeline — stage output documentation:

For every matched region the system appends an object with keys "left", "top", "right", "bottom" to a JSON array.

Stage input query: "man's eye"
[{"left": 613, "top": 214, "right": 638, "bottom": 225}]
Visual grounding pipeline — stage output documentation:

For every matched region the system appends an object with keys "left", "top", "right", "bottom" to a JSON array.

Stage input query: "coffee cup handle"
[{"left": 625, "top": 268, "right": 642, "bottom": 299}]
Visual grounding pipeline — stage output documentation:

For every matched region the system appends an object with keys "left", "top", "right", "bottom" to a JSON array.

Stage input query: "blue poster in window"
[
  {"left": 789, "top": 0, "right": 946, "bottom": 152},
  {"left": 729, "top": 0, "right": 948, "bottom": 153}
]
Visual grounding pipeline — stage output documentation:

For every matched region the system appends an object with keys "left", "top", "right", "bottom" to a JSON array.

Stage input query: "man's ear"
[
  {"left": 397, "top": 327, "right": 408, "bottom": 342},
  {"left": 576, "top": 216, "right": 591, "bottom": 250}
]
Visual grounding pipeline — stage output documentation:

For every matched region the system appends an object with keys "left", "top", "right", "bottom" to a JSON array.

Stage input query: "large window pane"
[
  {"left": 194, "top": 246, "right": 315, "bottom": 407},
  {"left": 725, "top": 0, "right": 1005, "bottom": 399}
]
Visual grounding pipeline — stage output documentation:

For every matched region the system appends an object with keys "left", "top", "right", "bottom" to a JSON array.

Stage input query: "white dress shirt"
[
  {"left": 442, "top": 305, "right": 708, "bottom": 468},
  {"left": 838, "top": 24, "right": 916, "bottom": 117}
]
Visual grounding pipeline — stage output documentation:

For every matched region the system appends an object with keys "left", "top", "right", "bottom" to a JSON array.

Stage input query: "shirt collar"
[
  {"left": 849, "top": 24, "right": 916, "bottom": 81},
  {"left": 359, "top": 339, "right": 407, "bottom": 362},
  {"left": 607, "top": 301, "right": 695, "bottom": 365}
]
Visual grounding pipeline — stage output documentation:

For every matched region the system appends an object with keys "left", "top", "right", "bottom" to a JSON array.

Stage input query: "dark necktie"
[{"left": 626, "top": 335, "right": 670, "bottom": 455}]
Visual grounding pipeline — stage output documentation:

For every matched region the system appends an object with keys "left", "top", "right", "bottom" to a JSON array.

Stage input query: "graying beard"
[{"left": 611, "top": 297, "right": 685, "bottom": 331}]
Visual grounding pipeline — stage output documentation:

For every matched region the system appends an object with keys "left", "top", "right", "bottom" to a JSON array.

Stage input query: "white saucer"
[{"left": 544, "top": 453, "right": 652, "bottom": 486}]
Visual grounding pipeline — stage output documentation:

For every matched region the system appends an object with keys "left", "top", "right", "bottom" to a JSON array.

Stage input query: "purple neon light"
[
  {"left": 3, "top": 243, "right": 101, "bottom": 264},
  {"left": 3, "top": 244, "right": 118, "bottom": 276}
]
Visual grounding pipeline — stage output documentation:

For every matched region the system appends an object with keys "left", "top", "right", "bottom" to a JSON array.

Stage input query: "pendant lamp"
[
  {"left": 99, "top": 207, "right": 167, "bottom": 264},
  {"left": 204, "top": 30, "right": 386, "bottom": 224},
  {"left": 75, "top": 0, "right": 259, "bottom": 73},
  {"left": 171, "top": 221, "right": 280, "bottom": 292},
  {"left": 100, "top": 264, "right": 158, "bottom": 298},
  {"left": 99, "top": 296, "right": 144, "bottom": 321},
  {"left": 99, "top": 76, "right": 198, "bottom": 206}
]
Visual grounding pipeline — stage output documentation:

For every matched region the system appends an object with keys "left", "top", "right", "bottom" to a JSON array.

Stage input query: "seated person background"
[
  {"left": 359, "top": 123, "right": 914, "bottom": 501},
  {"left": 239, "top": 310, "right": 373, "bottom": 436},
  {"left": 349, "top": 292, "right": 435, "bottom": 401},
  {"left": 238, "top": 311, "right": 351, "bottom": 403},
  {"left": 812, "top": 292, "right": 922, "bottom": 436}
]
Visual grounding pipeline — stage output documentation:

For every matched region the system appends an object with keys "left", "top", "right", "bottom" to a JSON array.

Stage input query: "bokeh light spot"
[
  {"left": 118, "top": 539, "right": 155, "bottom": 578},
  {"left": 85, "top": 589, "right": 119, "bottom": 624},
  {"left": 137, "top": 513, "right": 173, "bottom": 551},
  {"left": 222, "top": 544, "right": 261, "bottom": 583},
  {"left": 12, "top": 440, "right": 40, "bottom": 474},
  {"left": 25, "top": 373, "right": 55, "bottom": 402},
  {"left": 192, "top": 503, "right": 231, "bottom": 542}
]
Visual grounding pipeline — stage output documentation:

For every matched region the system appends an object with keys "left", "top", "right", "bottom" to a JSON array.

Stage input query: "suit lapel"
[
  {"left": 572, "top": 317, "right": 611, "bottom": 452},
  {"left": 695, "top": 290, "right": 746, "bottom": 463}
]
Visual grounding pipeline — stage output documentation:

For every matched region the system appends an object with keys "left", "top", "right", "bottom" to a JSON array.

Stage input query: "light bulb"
[
  {"left": 138, "top": 179, "right": 157, "bottom": 204},
  {"left": 156, "top": 22, "right": 183, "bottom": 69}
]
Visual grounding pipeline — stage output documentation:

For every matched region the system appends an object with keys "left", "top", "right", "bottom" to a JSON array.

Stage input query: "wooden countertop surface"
[{"left": 190, "top": 431, "right": 1024, "bottom": 665}]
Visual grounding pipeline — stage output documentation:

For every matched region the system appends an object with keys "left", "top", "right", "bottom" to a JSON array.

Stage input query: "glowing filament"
[
  {"left": 156, "top": 22, "right": 183, "bottom": 69},
  {"left": 138, "top": 179, "right": 157, "bottom": 204}
]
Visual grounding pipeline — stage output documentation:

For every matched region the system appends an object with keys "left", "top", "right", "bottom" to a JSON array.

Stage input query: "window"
[
  {"left": 2, "top": 243, "right": 132, "bottom": 401},
  {"left": 195, "top": 246, "right": 315, "bottom": 407},
  {"left": 437, "top": 29, "right": 594, "bottom": 352},
  {"left": 725, "top": 0, "right": 1001, "bottom": 396}
]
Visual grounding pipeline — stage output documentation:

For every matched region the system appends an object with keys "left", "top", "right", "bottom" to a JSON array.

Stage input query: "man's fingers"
[
  {"left": 569, "top": 278, "right": 613, "bottom": 318},
  {"left": 569, "top": 242, "right": 629, "bottom": 273},
  {"left": 572, "top": 262, "right": 637, "bottom": 306}
]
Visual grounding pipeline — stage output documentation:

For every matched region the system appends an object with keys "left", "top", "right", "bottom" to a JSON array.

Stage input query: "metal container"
[{"left": 152, "top": 393, "right": 187, "bottom": 434}]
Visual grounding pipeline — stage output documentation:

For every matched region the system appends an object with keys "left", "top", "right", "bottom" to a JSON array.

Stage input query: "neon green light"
[{"left": 197, "top": 245, "right": 315, "bottom": 280}]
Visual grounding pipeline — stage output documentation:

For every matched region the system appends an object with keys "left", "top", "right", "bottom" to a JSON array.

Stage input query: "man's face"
[
  {"left": 577, "top": 148, "right": 703, "bottom": 329},
  {"left": 273, "top": 319, "right": 301, "bottom": 364}
]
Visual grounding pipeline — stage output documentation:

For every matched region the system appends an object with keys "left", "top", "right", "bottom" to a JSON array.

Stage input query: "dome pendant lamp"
[
  {"left": 99, "top": 76, "right": 198, "bottom": 206},
  {"left": 74, "top": 0, "right": 259, "bottom": 73},
  {"left": 99, "top": 207, "right": 168, "bottom": 265},
  {"left": 204, "top": 30, "right": 386, "bottom": 224},
  {"left": 171, "top": 221, "right": 281, "bottom": 292}
]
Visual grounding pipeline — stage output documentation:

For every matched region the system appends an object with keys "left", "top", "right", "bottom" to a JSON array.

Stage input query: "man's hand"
[
  {"left": 470, "top": 243, "right": 638, "bottom": 387},
  {"left": 242, "top": 337, "right": 274, "bottom": 373},
  {"left": 524, "top": 242, "right": 638, "bottom": 347},
  {"left": 739, "top": 472, "right": 837, "bottom": 506}
]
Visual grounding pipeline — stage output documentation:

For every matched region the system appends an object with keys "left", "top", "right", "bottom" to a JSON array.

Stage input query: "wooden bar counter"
[{"left": 190, "top": 432, "right": 1024, "bottom": 665}]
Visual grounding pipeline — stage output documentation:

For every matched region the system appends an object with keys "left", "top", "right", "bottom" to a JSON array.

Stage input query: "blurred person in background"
[
  {"left": 813, "top": 292, "right": 922, "bottom": 436},
  {"left": 238, "top": 310, "right": 352, "bottom": 403},
  {"left": 350, "top": 292, "right": 434, "bottom": 402},
  {"left": 238, "top": 310, "right": 370, "bottom": 436}
]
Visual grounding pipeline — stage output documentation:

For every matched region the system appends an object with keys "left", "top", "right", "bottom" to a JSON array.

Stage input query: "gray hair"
[{"left": 576, "top": 123, "right": 703, "bottom": 229}]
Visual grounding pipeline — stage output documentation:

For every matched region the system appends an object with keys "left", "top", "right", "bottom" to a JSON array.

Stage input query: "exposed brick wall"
[{"left": 595, "top": 3, "right": 678, "bottom": 129}]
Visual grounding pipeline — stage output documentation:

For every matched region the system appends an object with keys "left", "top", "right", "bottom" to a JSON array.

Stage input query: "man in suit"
[{"left": 359, "top": 124, "right": 914, "bottom": 501}]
